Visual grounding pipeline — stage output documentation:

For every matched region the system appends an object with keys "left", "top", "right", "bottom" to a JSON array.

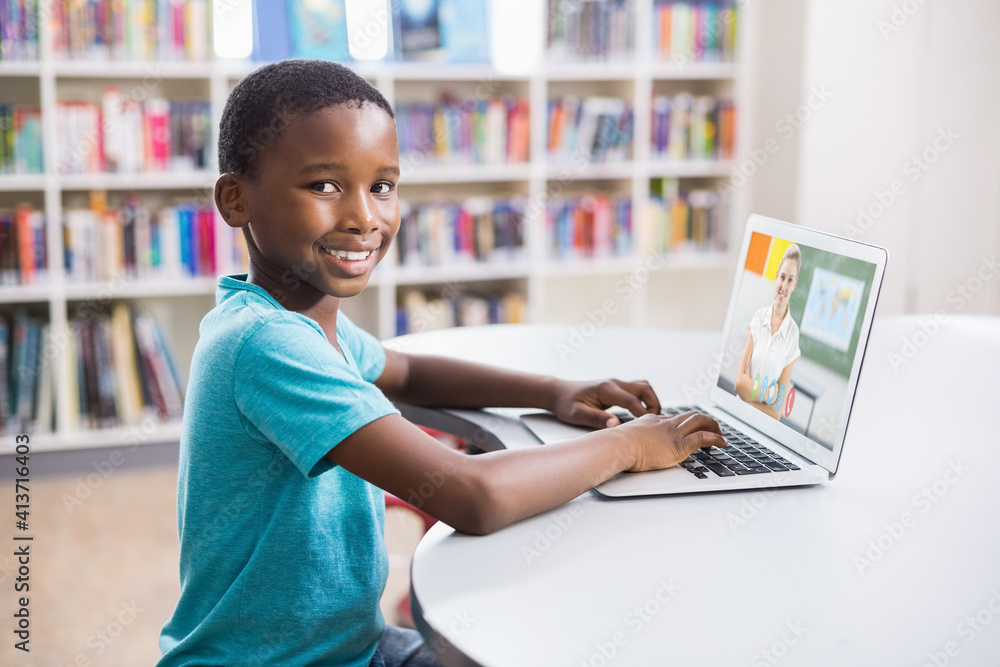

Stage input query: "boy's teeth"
[{"left": 326, "top": 248, "right": 371, "bottom": 260}]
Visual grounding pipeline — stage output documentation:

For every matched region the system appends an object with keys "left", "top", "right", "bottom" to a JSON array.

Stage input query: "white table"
[{"left": 393, "top": 316, "right": 1000, "bottom": 666}]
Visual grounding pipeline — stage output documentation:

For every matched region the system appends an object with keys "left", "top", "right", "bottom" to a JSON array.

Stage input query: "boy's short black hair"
[{"left": 218, "top": 59, "right": 395, "bottom": 177}]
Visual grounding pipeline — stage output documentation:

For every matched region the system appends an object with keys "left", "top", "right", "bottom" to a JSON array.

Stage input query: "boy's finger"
[
  {"left": 618, "top": 380, "right": 661, "bottom": 414},
  {"left": 682, "top": 431, "right": 728, "bottom": 452},
  {"left": 600, "top": 383, "right": 649, "bottom": 418},
  {"left": 676, "top": 413, "right": 723, "bottom": 436},
  {"left": 568, "top": 404, "right": 619, "bottom": 429}
]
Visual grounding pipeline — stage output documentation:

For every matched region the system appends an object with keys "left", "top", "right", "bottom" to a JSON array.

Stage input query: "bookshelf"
[{"left": 0, "top": 0, "right": 749, "bottom": 453}]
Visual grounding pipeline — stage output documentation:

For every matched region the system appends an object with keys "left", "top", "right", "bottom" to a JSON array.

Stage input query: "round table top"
[{"left": 397, "top": 316, "right": 1000, "bottom": 666}]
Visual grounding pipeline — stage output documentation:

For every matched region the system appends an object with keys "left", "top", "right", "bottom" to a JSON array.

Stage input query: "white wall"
[{"left": 794, "top": 0, "right": 1000, "bottom": 316}]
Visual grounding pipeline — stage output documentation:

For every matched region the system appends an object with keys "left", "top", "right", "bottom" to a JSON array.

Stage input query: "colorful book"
[
  {"left": 396, "top": 288, "right": 525, "bottom": 335},
  {"left": 396, "top": 96, "right": 530, "bottom": 165},
  {"left": 648, "top": 177, "right": 727, "bottom": 252},
  {"left": 393, "top": 0, "right": 442, "bottom": 59},
  {"left": 50, "top": 0, "right": 210, "bottom": 60},
  {"left": 548, "top": 193, "right": 632, "bottom": 260},
  {"left": 651, "top": 92, "right": 735, "bottom": 160},
  {"left": 654, "top": 1, "right": 738, "bottom": 63},
  {"left": 439, "top": 0, "right": 489, "bottom": 63},
  {"left": 63, "top": 198, "right": 222, "bottom": 281},
  {"left": 287, "top": 0, "right": 350, "bottom": 61},
  {"left": 396, "top": 197, "right": 526, "bottom": 267},
  {"left": 56, "top": 96, "right": 210, "bottom": 175},
  {"left": 547, "top": 0, "right": 634, "bottom": 62},
  {"left": 548, "top": 96, "right": 633, "bottom": 163}
]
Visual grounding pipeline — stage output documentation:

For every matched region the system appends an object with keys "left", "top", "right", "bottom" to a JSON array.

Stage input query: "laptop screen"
[{"left": 715, "top": 227, "right": 880, "bottom": 458}]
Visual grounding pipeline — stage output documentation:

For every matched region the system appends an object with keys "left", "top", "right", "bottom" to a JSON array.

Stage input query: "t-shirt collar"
[
  {"left": 766, "top": 303, "right": 793, "bottom": 338},
  {"left": 218, "top": 273, "right": 286, "bottom": 310}
]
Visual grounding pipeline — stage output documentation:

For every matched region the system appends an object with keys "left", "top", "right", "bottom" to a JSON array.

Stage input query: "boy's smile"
[{"left": 223, "top": 103, "right": 400, "bottom": 312}]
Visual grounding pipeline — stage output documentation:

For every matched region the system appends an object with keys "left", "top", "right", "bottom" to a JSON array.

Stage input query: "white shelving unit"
[{"left": 0, "top": 0, "right": 750, "bottom": 453}]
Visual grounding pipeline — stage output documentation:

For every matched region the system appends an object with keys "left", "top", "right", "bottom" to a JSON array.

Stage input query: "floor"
[{"left": 0, "top": 454, "right": 426, "bottom": 667}]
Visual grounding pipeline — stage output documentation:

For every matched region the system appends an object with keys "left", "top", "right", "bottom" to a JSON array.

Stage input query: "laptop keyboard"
[{"left": 614, "top": 406, "right": 800, "bottom": 479}]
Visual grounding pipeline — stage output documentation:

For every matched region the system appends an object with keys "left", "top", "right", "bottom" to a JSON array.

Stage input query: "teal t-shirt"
[{"left": 158, "top": 275, "right": 399, "bottom": 667}]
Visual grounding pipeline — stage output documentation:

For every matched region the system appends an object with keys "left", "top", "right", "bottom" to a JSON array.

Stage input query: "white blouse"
[{"left": 748, "top": 304, "right": 801, "bottom": 392}]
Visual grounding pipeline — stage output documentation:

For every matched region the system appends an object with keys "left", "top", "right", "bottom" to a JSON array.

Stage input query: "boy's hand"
[
  {"left": 620, "top": 411, "right": 727, "bottom": 472},
  {"left": 551, "top": 378, "right": 661, "bottom": 429}
]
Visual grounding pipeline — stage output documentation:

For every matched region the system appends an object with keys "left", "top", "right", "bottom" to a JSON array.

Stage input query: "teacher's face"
[{"left": 774, "top": 259, "right": 798, "bottom": 309}]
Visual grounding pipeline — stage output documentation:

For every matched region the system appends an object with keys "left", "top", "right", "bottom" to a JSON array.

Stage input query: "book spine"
[
  {"left": 547, "top": 193, "right": 633, "bottom": 260},
  {"left": 14, "top": 204, "right": 34, "bottom": 284},
  {"left": 0, "top": 319, "right": 8, "bottom": 435}
]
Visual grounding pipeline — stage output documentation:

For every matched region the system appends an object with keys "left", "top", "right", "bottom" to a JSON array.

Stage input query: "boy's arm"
[
  {"left": 327, "top": 410, "right": 725, "bottom": 536},
  {"left": 376, "top": 350, "right": 661, "bottom": 428}
]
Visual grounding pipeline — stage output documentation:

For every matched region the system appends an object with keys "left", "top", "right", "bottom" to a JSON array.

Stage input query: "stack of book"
[
  {"left": 56, "top": 93, "right": 211, "bottom": 174},
  {"left": 651, "top": 92, "right": 735, "bottom": 161},
  {"left": 548, "top": 193, "right": 632, "bottom": 260},
  {"left": 0, "top": 204, "right": 46, "bottom": 285},
  {"left": 546, "top": 0, "right": 634, "bottom": 61},
  {"left": 0, "top": 0, "right": 39, "bottom": 60},
  {"left": 396, "top": 197, "right": 525, "bottom": 267},
  {"left": 50, "top": 0, "right": 210, "bottom": 61},
  {"left": 647, "top": 177, "right": 726, "bottom": 252},
  {"left": 63, "top": 195, "right": 218, "bottom": 282},
  {"left": 0, "top": 310, "right": 52, "bottom": 435},
  {"left": 0, "top": 105, "right": 44, "bottom": 174},
  {"left": 396, "top": 96, "right": 530, "bottom": 165},
  {"left": 548, "top": 96, "right": 633, "bottom": 164},
  {"left": 653, "top": 1, "right": 739, "bottom": 63},
  {"left": 66, "top": 302, "right": 185, "bottom": 430},
  {"left": 396, "top": 288, "right": 526, "bottom": 335}
]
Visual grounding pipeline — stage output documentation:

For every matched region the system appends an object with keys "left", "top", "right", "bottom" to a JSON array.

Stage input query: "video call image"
[{"left": 717, "top": 233, "right": 877, "bottom": 449}]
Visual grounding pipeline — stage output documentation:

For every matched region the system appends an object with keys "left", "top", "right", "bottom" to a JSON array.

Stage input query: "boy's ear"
[{"left": 215, "top": 173, "right": 251, "bottom": 228}]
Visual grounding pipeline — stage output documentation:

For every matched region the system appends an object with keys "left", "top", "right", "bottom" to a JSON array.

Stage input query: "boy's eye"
[
  {"left": 371, "top": 182, "right": 394, "bottom": 195},
  {"left": 311, "top": 182, "right": 336, "bottom": 193}
]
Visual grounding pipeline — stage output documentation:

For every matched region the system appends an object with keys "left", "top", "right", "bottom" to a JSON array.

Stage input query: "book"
[
  {"left": 548, "top": 96, "right": 633, "bottom": 163},
  {"left": 651, "top": 92, "right": 735, "bottom": 160},
  {"left": 56, "top": 96, "right": 210, "bottom": 175},
  {"left": 648, "top": 177, "right": 727, "bottom": 252},
  {"left": 63, "top": 197, "right": 221, "bottom": 282},
  {"left": 110, "top": 302, "right": 143, "bottom": 426},
  {"left": 547, "top": 0, "right": 634, "bottom": 62},
  {"left": 0, "top": 0, "right": 39, "bottom": 60},
  {"left": 396, "top": 288, "right": 525, "bottom": 335},
  {"left": 548, "top": 193, "right": 632, "bottom": 260},
  {"left": 654, "top": 1, "right": 738, "bottom": 64},
  {"left": 64, "top": 306, "right": 185, "bottom": 429},
  {"left": 393, "top": 0, "right": 442, "bottom": 59},
  {"left": 92, "top": 316, "right": 119, "bottom": 428},
  {"left": 439, "top": 0, "right": 489, "bottom": 63},
  {"left": 49, "top": 0, "right": 211, "bottom": 61},
  {"left": 396, "top": 197, "right": 526, "bottom": 267},
  {"left": 0, "top": 320, "right": 8, "bottom": 432},
  {"left": 396, "top": 95, "right": 530, "bottom": 165},
  {"left": 0, "top": 105, "right": 43, "bottom": 174},
  {"left": 133, "top": 312, "right": 183, "bottom": 421},
  {"left": 0, "top": 205, "right": 46, "bottom": 285},
  {"left": 252, "top": 0, "right": 292, "bottom": 61},
  {"left": 287, "top": 0, "right": 351, "bottom": 61}
]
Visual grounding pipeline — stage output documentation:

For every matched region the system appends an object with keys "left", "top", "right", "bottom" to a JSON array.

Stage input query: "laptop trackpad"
[{"left": 520, "top": 412, "right": 593, "bottom": 444}]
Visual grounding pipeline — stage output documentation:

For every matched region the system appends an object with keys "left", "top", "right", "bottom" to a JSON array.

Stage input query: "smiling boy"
[{"left": 157, "top": 60, "right": 726, "bottom": 667}]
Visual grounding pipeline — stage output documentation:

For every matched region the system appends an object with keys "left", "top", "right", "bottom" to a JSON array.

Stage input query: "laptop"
[{"left": 521, "top": 215, "right": 888, "bottom": 497}]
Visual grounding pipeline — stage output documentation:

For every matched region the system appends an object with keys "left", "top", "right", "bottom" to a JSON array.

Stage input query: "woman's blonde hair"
[{"left": 779, "top": 243, "right": 801, "bottom": 274}]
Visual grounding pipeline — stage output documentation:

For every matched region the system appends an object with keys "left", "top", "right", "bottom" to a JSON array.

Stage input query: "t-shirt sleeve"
[
  {"left": 336, "top": 312, "right": 387, "bottom": 384},
  {"left": 786, "top": 328, "right": 802, "bottom": 369},
  {"left": 233, "top": 317, "right": 399, "bottom": 479}
]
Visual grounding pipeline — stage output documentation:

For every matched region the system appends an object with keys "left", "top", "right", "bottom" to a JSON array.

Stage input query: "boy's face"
[{"left": 241, "top": 103, "right": 400, "bottom": 301}]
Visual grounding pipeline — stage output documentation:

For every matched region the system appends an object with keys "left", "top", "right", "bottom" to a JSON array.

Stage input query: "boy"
[{"left": 158, "top": 59, "right": 726, "bottom": 667}]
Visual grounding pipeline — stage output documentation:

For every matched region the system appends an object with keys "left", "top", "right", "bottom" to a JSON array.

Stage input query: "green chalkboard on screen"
[{"left": 787, "top": 244, "right": 877, "bottom": 378}]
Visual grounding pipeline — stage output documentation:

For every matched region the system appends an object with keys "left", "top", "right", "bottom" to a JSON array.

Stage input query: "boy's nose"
[{"left": 340, "top": 192, "right": 377, "bottom": 233}]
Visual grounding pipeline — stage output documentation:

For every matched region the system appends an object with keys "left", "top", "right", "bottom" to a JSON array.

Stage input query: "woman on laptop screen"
[{"left": 734, "top": 243, "right": 801, "bottom": 419}]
